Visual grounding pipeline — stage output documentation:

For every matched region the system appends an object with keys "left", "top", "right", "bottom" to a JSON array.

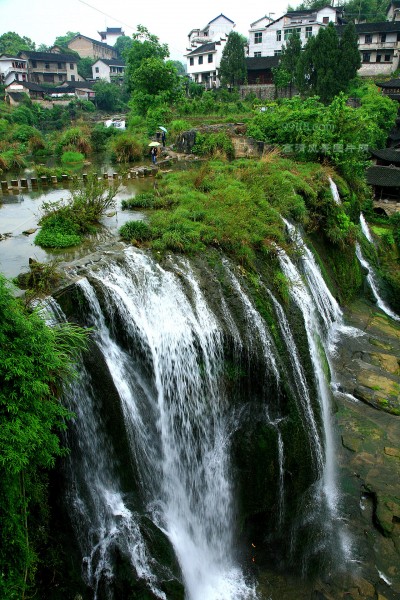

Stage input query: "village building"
[
  {"left": 98, "top": 27, "right": 124, "bottom": 46},
  {"left": 4, "top": 80, "right": 95, "bottom": 105},
  {"left": 248, "top": 6, "right": 344, "bottom": 58},
  {"left": 387, "top": 0, "right": 400, "bottom": 21},
  {"left": 67, "top": 34, "right": 118, "bottom": 60},
  {"left": 0, "top": 55, "right": 28, "bottom": 86},
  {"left": 92, "top": 58, "right": 125, "bottom": 83},
  {"left": 376, "top": 77, "right": 400, "bottom": 100},
  {"left": 245, "top": 55, "right": 279, "bottom": 84},
  {"left": 186, "top": 14, "right": 235, "bottom": 88},
  {"left": 18, "top": 50, "right": 82, "bottom": 84}
]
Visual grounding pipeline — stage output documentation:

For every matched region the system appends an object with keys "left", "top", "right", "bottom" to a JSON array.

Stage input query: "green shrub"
[
  {"left": 35, "top": 214, "right": 82, "bottom": 248},
  {"left": 57, "top": 127, "right": 92, "bottom": 156},
  {"left": 61, "top": 150, "right": 85, "bottom": 164},
  {"left": 192, "top": 132, "right": 234, "bottom": 159},
  {"left": 90, "top": 124, "right": 118, "bottom": 152},
  {"left": 111, "top": 132, "right": 144, "bottom": 162},
  {"left": 121, "top": 192, "right": 156, "bottom": 209},
  {"left": 0, "top": 150, "right": 26, "bottom": 171},
  {"left": 10, "top": 124, "right": 42, "bottom": 143},
  {"left": 119, "top": 220, "right": 153, "bottom": 242}
]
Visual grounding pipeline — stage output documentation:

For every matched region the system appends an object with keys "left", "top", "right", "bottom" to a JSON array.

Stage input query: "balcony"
[
  {"left": 358, "top": 41, "right": 398, "bottom": 50},
  {"left": 4, "top": 66, "right": 27, "bottom": 78}
]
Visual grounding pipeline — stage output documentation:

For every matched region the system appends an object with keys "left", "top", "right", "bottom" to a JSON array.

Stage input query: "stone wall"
[{"left": 238, "top": 84, "right": 295, "bottom": 100}]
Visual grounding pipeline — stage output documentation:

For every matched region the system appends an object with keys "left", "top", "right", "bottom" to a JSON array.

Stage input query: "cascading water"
[
  {"left": 69, "top": 250, "right": 261, "bottom": 600},
  {"left": 329, "top": 177, "right": 341, "bottom": 205},
  {"left": 355, "top": 243, "right": 400, "bottom": 322},
  {"left": 360, "top": 213, "right": 374, "bottom": 244},
  {"left": 279, "top": 220, "right": 355, "bottom": 565}
]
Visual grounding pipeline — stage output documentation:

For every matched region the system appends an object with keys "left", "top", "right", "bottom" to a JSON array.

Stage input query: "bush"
[
  {"left": 111, "top": 133, "right": 144, "bottom": 162},
  {"left": 10, "top": 124, "right": 42, "bottom": 143},
  {"left": 35, "top": 214, "right": 82, "bottom": 248},
  {"left": 0, "top": 150, "right": 26, "bottom": 171},
  {"left": 121, "top": 192, "right": 156, "bottom": 209},
  {"left": 61, "top": 151, "right": 85, "bottom": 164},
  {"left": 90, "top": 124, "right": 118, "bottom": 152},
  {"left": 192, "top": 132, "right": 234, "bottom": 159},
  {"left": 119, "top": 220, "right": 153, "bottom": 242},
  {"left": 57, "top": 126, "right": 92, "bottom": 156}
]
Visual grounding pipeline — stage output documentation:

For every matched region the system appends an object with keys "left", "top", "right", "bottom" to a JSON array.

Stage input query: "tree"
[
  {"left": 274, "top": 30, "right": 302, "bottom": 96},
  {"left": 297, "top": 23, "right": 342, "bottom": 103},
  {"left": 78, "top": 56, "right": 95, "bottom": 79},
  {"left": 130, "top": 58, "right": 183, "bottom": 115},
  {"left": 219, "top": 31, "right": 247, "bottom": 87},
  {"left": 0, "top": 31, "right": 35, "bottom": 55},
  {"left": 114, "top": 35, "right": 134, "bottom": 60},
  {"left": 125, "top": 25, "right": 169, "bottom": 91},
  {"left": 339, "top": 21, "right": 361, "bottom": 83},
  {"left": 53, "top": 31, "right": 79, "bottom": 49},
  {"left": 93, "top": 81, "right": 125, "bottom": 111},
  {"left": 171, "top": 60, "right": 186, "bottom": 76}
]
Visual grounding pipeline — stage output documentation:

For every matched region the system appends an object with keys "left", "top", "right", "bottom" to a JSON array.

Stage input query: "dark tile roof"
[
  {"left": 100, "top": 27, "right": 123, "bottom": 33},
  {"left": 186, "top": 42, "right": 216, "bottom": 56},
  {"left": 9, "top": 81, "right": 47, "bottom": 91},
  {"left": 68, "top": 35, "right": 116, "bottom": 51},
  {"left": 370, "top": 148, "right": 400, "bottom": 162},
  {"left": 337, "top": 21, "right": 400, "bottom": 34},
  {"left": 388, "top": 128, "right": 400, "bottom": 139},
  {"left": 367, "top": 165, "right": 400, "bottom": 186},
  {"left": 93, "top": 58, "right": 125, "bottom": 66},
  {"left": 377, "top": 78, "right": 400, "bottom": 88},
  {"left": 20, "top": 50, "right": 78, "bottom": 62},
  {"left": 58, "top": 80, "right": 94, "bottom": 88},
  {"left": 8, "top": 92, "right": 26, "bottom": 101},
  {"left": 208, "top": 14, "right": 234, "bottom": 25},
  {"left": 246, "top": 56, "right": 280, "bottom": 70}
]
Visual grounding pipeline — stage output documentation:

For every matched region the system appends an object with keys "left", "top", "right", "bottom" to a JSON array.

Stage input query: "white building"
[
  {"left": 0, "top": 54, "right": 28, "bottom": 86},
  {"left": 248, "top": 6, "right": 344, "bottom": 57},
  {"left": 98, "top": 27, "right": 125, "bottom": 46},
  {"left": 92, "top": 58, "right": 125, "bottom": 83},
  {"left": 186, "top": 14, "right": 235, "bottom": 88}
]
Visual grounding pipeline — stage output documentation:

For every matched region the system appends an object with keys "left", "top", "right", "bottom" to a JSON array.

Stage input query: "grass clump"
[
  {"left": 121, "top": 192, "right": 156, "bottom": 209},
  {"left": 61, "top": 150, "right": 85, "bottom": 165},
  {"left": 111, "top": 133, "right": 145, "bottom": 163},
  {"left": 192, "top": 132, "right": 234, "bottom": 159},
  {"left": 35, "top": 214, "right": 82, "bottom": 248},
  {"left": 119, "top": 220, "right": 153, "bottom": 243}
]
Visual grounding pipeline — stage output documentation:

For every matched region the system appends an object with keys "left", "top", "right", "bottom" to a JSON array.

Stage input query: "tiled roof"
[
  {"left": 337, "top": 21, "right": 400, "bottom": 34},
  {"left": 8, "top": 92, "right": 26, "bottom": 101},
  {"left": 208, "top": 14, "right": 234, "bottom": 25},
  {"left": 93, "top": 58, "right": 125, "bottom": 66},
  {"left": 68, "top": 35, "right": 115, "bottom": 51},
  {"left": 186, "top": 42, "right": 216, "bottom": 56},
  {"left": 20, "top": 50, "right": 78, "bottom": 62},
  {"left": 370, "top": 148, "right": 400, "bottom": 162},
  {"left": 367, "top": 165, "right": 400, "bottom": 186},
  {"left": 377, "top": 78, "right": 400, "bottom": 88},
  {"left": 246, "top": 56, "right": 280, "bottom": 70}
]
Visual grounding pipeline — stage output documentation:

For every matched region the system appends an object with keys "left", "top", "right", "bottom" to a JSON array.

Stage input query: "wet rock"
[{"left": 22, "top": 228, "right": 37, "bottom": 235}]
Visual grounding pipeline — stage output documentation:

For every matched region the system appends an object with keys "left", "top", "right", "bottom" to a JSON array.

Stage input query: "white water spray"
[
  {"left": 359, "top": 213, "right": 374, "bottom": 244},
  {"left": 329, "top": 177, "right": 341, "bottom": 205}
]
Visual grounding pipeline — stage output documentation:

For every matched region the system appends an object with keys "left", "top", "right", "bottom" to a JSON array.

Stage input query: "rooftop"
[
  {"left": 246, "top": 56, "right": 280, "bottom": 70},
  {"left": 68, "top": 34, "right": 115, "bottom": 51},
  {"left": 93, "top": 58, "right": 125, "bottom": 66},
  {"left": 186, "top": 42, "right": 216, "bottom": 56},
  {"left": 367, "top": 165, "right": 400, "bottom": 186},
  {"left": 370, "top": 148, "right": 400, "bottom": 163},
  {"left": 19, "top": 50, "right": 78, "bottom": 62}
]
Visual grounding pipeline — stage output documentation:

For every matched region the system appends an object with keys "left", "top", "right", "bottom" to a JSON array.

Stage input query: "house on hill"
[
  {"left": 0, "top": 55, "right": 27, "bottom": 86},
  {"left": 186, "top": 14, "right": 235, "bottom": 88},
  {"left": 92, "top": 58, "right": 125, "bottom": 83},
  {"left": 18, "top": 50, "right": 81, "bottom": 84},
  {"left": 98, "top": 27, "right": 124, "bottom": 46},
  {"left": 67, "top": 34, "right": 118, "bottom": 60}
]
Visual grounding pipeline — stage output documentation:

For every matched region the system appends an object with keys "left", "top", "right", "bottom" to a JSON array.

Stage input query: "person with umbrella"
[
  {"left": 148, "top": 141, "right": 160, "bottom": 164},
  {"left": 159, "top": 126, "right": 167, "bottom": 147}
]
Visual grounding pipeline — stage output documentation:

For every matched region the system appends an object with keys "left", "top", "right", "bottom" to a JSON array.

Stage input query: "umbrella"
[
  {"left": 158, "top": 126, "right": 168, "bottom": 133},
  {"left": 148, "top": 141, "right": 161, "bottom": 147}
]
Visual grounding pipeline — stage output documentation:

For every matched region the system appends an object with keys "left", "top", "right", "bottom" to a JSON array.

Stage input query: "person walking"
[
  {"left": 161, "top": 130, "right": 166, "bottom": 147},
  {"left": 150, "top": 146, "right": 157, "bottom": 164}
]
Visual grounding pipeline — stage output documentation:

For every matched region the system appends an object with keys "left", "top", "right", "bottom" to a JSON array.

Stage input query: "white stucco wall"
[{"left": 92, "top": 60, "right": 111, "bottom": 81}]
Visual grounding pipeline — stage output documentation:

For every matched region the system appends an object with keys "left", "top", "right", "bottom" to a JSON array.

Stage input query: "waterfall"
[
  {"left": 355, "top": 243, "right": 400, "bottom": 322},
  {"left": 329, "top": 177, "right": 341, "bottom": 205},
  {"left": 359, "top": 213, "right": 374, "bottom": 244},
  {"left": 71, "top": 250, "right": 258, "bottom": 600}
]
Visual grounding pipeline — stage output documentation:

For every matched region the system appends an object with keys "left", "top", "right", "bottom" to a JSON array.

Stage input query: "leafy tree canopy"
[
  {"left": 78, "top": 56, "right": 95, "bottom": 79},
  {"left": 219, "top": 31, "right": 247, "bottom": 87},
  {"left": 126, "top": 25, "right": 169, "bottom": 91},
  {"left": 93, "top": 80, "right": 126, "bottom": 111},
  {"left": 171, "top": 60, "right": 186, "bottom": 76},
  {"left": 53, "top": 31, "right": 79, "bottom": 49},
  {"left": 114, "top": 35, "right": 134, "bottom": 60},
  {"left": 0, "top": 31, "right": 36, "bottom": 55}
]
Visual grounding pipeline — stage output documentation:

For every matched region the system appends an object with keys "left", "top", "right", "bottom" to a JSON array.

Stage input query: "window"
[
  {"left": 58, "top": 74, "right": 63, "bottom": 81},
  {"left": 255, "top": 32, "right": 262, "bottom": 44},
  {"left": 198, "top": 55, "right": 203, "bottom": 64},
  {"left": 70, "top": 63, "right": 74, "bottom": 69},
  {"left": 274, "top": 50, "right": 282, "bottom": 56},
  {"left": 71, "top": 74, "right": 76, "bottom": 81},
  {"left": 323, "top": 16, "right": 329, "bottom": 24},
  {"left": 95, "top": 66, "right": 99, "bottom": 73},
  {"left": 45, "top": 63, "right": 50, "bottom": 69},
  {"left": 32, "top": 60, "right": 37, "bottom": 68},
  {"left": 284, "top": 28, "right": 293, "bottom": 40},
  {"left": 190, "top": 57, "right": 194, "bottom": 66},
  {"left": 305, "top": 26, "right": 312, "bottom": 38},
  {"left": 254, "top": 51, "right": 261, "bottom": 57},
  {"left": 276, "top": 30, "right": 281, "bottom": 41},
  {"left": 380, "top": 33, "right": 386, "bottom": 42},
  {"left": 384, "top": 54, "right": 391, "bottom": 62},
  {"left": 362, "top": 52, "right": 371, "bottom": 62},
  {"left": 208, "top": 53, "right": 213, "bottom": 63},
  {"left": 58, "top": 62, "right": 62, "bottom": 68},
  {"left": 43, "top": 73, "right": 54, "bottom": 82},
  {"left": 376, "top": 54, "right": 382, "bottom": 62},
  {"left": 365, "top": 34, "right": 372, "bottom": 44}
]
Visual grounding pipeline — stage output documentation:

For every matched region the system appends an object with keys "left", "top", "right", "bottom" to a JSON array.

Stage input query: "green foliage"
[
  {"left": 35, "top": 174, "right": 118, "bottom": 248},
  {"left": 125, "top": 25, "right": 169, "bottom": 92},
  {"left": 114, "top": 35, "right": 134, "bottom": 60},
  {"left": 57, "top": 126, "right": 92, "bottom": 156},
  {"left": 219, "top": 32, "right": 247, "bottom": 87},
  {"left": 145, "top": 105, "right": 172, "bottom": 135},
  {"left": 93, "top": 81, "right": 126, "bottom": 112},
  {"left": 119, "top": 220, "right": 153, "bottom": 242},
  {"left": 274, "top": 30, "right": 302, "bottom": 93},
  {"left": 192, "top": 132, "right": 234, "bottom": 159},
  {"left": 0, "top": 150, "right": 26, "bottom": 171},
  {"left": 121, "top": 191, "right": 157, "bottom": 209},
  {"left": 10, "top": 124, "right": 42, "bottom": 143},
  {"left": 0, "top": 31, "right": 35, "bottom": 54},
  {"left": 61, "top": 150, "right": 84, "bottom": 164},
  {"left": 90, "top": 123, "right": 118, "bottom": 152},
  {"left": 130, "top": 58, "right": 182, "bottom": 115},
  {"left": 10, "top": 105, "right": 36, "bottom": 126},
  {"left": 77, "top": 56, "right": 95, "bottom": 80},
  {"left": 0, "top": 275, "right": 88, "bottom": 598},
  {"left": 111, "top": 132, "right": 144, "bottom": 162},
  {"left": 53, "top": 31, "right": 79, "bottom": 48}
]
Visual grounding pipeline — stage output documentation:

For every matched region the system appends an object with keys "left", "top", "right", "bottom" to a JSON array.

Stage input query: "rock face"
[{"left": 331, "top": 300, "right": 400, "bottom": 600}]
